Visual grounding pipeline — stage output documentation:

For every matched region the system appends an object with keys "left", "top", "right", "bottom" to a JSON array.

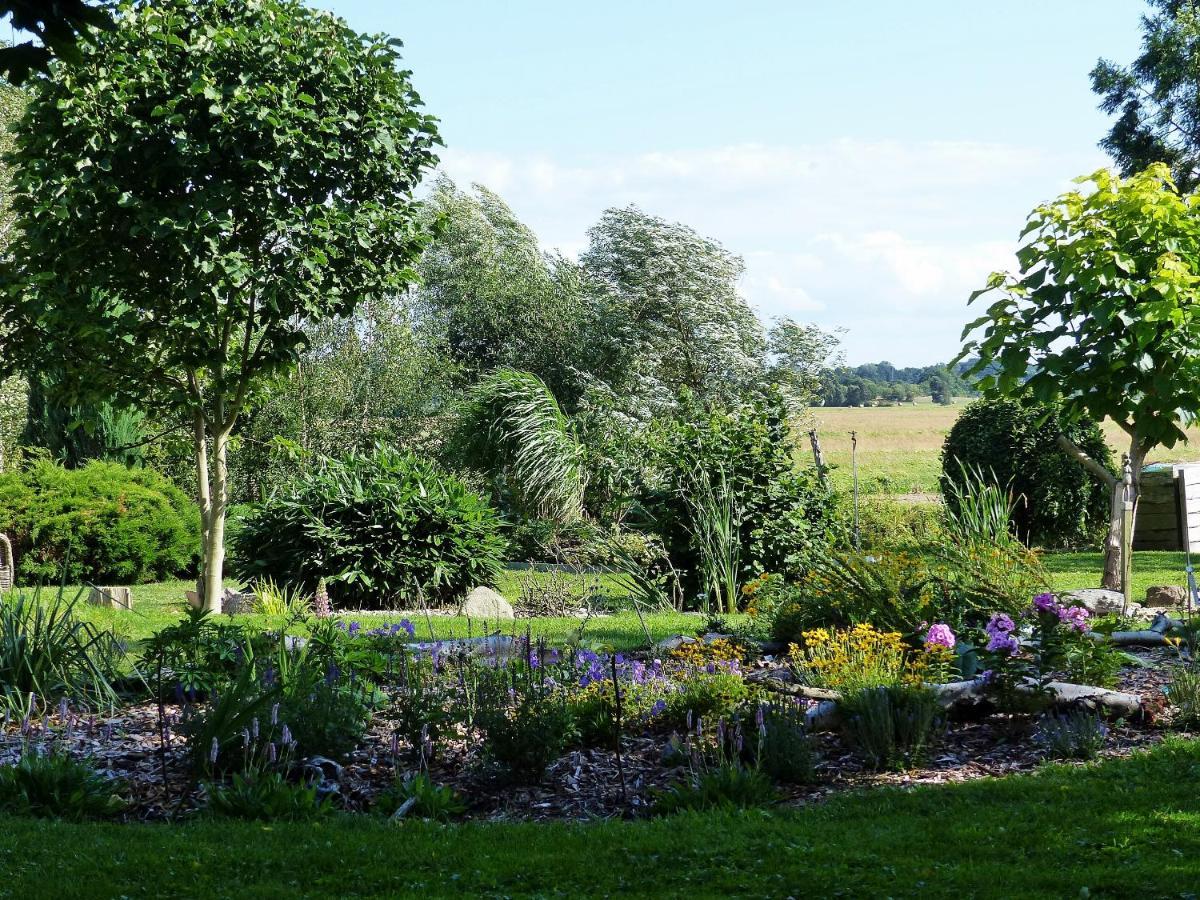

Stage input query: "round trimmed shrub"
[
  {"left": 940, "top": 398, "right": 1112, "bottom": 549},
  {"left": 230, "top": 447, "right": 507, "bottom": 609},
  {"left": 0, "top": 457, "right": 199, "bottom": 583}
]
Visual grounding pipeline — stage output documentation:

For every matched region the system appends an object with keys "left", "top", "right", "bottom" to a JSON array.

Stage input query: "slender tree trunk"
[
  {"left": 193, "top": 411, "right": 213, "bottom": 605},
  {"left": 1055, "top": 433, "right": 1123, "bottom": 590},
  {"left": 200, "top": 428, "right": 230, "bottom": 614}
]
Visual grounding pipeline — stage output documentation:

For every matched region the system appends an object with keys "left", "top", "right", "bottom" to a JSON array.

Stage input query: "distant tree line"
[{"left": 814, "top": 361, "right": 976, "bottom": 407}]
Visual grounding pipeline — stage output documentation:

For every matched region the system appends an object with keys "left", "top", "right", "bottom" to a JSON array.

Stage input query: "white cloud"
[{"left": 437, "top": 139, "right": 1109, "bottom": 364}]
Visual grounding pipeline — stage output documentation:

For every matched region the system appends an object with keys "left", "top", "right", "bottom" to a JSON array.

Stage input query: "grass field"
[
  {"left": 807, "top": 398, "right": 1200, "bottom": 496},
  {"left": 2, "top": 738, "right": 1199, "bottom": 898}
]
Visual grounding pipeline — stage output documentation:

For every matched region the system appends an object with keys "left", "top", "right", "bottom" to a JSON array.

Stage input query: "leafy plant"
[
  {"left": 251, "top": 578, "right": 312, "bottom": 618},
  {"left": 0, "top": 589, "right": 123, "bottom": 714},
  {"left": 453, "top": 367, "right": 585, "bottom": 525},
  {"left": 754, "top": 700, "right": 816, "bottom": 785},
  {"left": 941, "top": 399, "right": 1112, "bottom": 549},
  {"left": 204, "top": 771, "right": 334, "bottom": 822},
  {"left": 838, "top": 685, "right": 941, "bottom": 771},
  {"left": 0, "top": 749, "right": 126, "bottom": 820},
  {"left": 788, "top": 624, "right": 909, "bottom": 694},
  {"left": 474, "top": 664, "right": 578, "bottom": 781},
  {"left": 375, "top": 773, "right": 465, "bottom": 822},
  {"left": 231, "top": 447, "right": 507, "bottom": 610},
  {"left": 0, "top": 456, "right": 198, "bottom": 584},
  {"left": 1169, "top": 666, "right": 1200, "bottom": 730},
  {"left": 1039, "top": 711, "right": 1108, "bottom": 761},
  {"left": 660, "top": 670, "right": 751, "bottom": 732},
  {"left": 653, "top": 761, "right": 777, "bottom": 814},
  {"left": 684, "top": 465, "right": 742, "bottom": 615}
]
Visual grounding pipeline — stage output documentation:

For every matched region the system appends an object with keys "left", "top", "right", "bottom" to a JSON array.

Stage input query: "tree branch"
[{"left": 1057, "top": 433, "right": 1117, "bottom": 487}]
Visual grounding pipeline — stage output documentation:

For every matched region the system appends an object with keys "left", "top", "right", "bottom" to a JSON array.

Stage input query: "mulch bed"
[{"left": 1, "top": 646, "right": 1189, "bottom": 823}]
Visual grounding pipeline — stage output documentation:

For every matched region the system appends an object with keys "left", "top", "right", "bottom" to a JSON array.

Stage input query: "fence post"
[
  {"left": 850, "top": 430, "right": 860, "bottom": 550},
  {"left": 808, "top": 429, "right": 828, "bottom": 488}
]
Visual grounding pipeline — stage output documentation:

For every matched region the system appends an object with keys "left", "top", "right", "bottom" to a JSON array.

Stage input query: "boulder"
[
  {"left": 1145, "top": 584, "right": 1188, "bottom": 608},
  {"left": 1061, "top": 588, "right": 1128, "bottom": 616},
  {"left": 459, "top": 586, "right": 515, "bottom": 620},
  {"left": 655, "top": 634, "right": 697, "bottom": 652}
]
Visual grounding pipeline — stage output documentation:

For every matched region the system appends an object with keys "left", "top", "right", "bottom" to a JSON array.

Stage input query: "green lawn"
[
  {"left": 1045, "top": 549, "right": 1193, "bottom": 601},
  {"left": 2, "top": 739, "right": 1199, "bottom": 898},
  {"left": 24, "top": 576, "right": 713, "bottom": 650}
]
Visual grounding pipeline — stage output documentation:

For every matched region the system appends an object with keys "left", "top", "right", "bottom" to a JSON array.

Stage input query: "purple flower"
[
  {"left": 399, "top": 619, "right": 415, "bottom": 638},
  {"left": 923, "top": 623, "right": 956, "bottom": 650},
  {"left": 348, "top": 621, "right": 361, "bottom": 636},
  {"left": 986, "top": 613, "right": 1015, "bottom": 637},
  {"left": 986, "top": 632, "right": 1020, "bottom": 656},
  {"left": 650, "top": 699, "right": 667, "bottom": 717},
  {"left": 1033, "top": 593, "right": 1059, "bottom": 615},
  {"left": 1058, "top": 605, "right": 1091, "bottom": 633},
  {"left": 209, "top": 737, "right": 220, "bottom": 765}
]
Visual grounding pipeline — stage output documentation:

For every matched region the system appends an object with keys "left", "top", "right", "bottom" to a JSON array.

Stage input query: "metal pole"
[{"left": 851, "top": 430, "right": 860, "bottom": 550}]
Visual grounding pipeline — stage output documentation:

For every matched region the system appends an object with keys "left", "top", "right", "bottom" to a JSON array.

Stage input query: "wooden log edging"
[{"left": 748, "top": 674, "right": 1145, "bottom": 729}]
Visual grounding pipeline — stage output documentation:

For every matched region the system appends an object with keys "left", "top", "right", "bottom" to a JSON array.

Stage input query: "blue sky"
[{"left": 315, "top": 0, "right": 1148, "bottom": 365}]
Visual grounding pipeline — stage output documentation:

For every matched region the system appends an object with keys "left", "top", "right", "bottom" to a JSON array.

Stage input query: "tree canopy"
[
  {"left": 0, "top": 0, "right": 441, "bottom": 609},
  {"left": 1093, "top": 0, "right": 1200, "bottom": 191}
]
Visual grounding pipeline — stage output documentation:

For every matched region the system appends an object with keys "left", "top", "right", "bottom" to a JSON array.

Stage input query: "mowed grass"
[
  {"left": 3, "top": 738, "right": 1200, "bottom": 898},
  {"left": 18, "top": 572, "right": 714, "bottom": 650},
  {"left": 805, "top": 399, "right": 1200, "bottom": 496}
]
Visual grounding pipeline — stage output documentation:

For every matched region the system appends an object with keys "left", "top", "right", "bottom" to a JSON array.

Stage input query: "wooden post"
[
  {"left": 808, "top": 429, "right": 828, "bottom": 487},
  {"left": 850, "top": 430, "right": 860, "bottom": 550},
  {"left": 1121, "top": 455, "right": 1134, "bottom": 617}
]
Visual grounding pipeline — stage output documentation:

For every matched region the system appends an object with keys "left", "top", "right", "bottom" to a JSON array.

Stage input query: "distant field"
[{"left": 801, "top": 399, "right": 1200, "bottom": 496}]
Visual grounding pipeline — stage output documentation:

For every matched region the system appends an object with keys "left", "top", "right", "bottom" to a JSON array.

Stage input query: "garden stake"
[
  {"left": 851, "top": 430, "right": 860, "bottom": 550},
  {"left": 610, "top": 653, "right": 628, "bottom": 806}
]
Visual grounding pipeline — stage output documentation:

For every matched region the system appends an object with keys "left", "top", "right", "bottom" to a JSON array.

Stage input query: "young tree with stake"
[
  {"left": 962, "top": 165, "right": 1200, "bottom": 589},
  {"left": 0, "top": 0, "right": 440, "bottom": 611}
]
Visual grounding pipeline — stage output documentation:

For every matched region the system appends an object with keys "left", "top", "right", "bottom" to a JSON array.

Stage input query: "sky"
[{"left": 314, "top": 0, "right": 1149, "bottom": 366}]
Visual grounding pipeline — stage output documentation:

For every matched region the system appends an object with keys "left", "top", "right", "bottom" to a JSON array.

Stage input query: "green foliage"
[
  {"left": 454, "top": 368, "right": 585, "bottom": 525},
  {"left": 855, "top": 498, "right": 946, "bottom": 552},
  {"left": 1062, "top": 639, "right": 1129, "bottom": 689},
  {"left": 838, "top": 685, "right": 941, "bottom": 771},
  {"left": 250, "top": 578, "right": 312, "bottom": 619},
  {"left": 231, "top": 447, "right": 506, "bottom": 610},
  {"left": 636, "top": 389, "right": 840, "bottom": 607},
  {"left": 0, "top": 1, "right": 112, "bottom": 85},
  {"left": 660, "top": 671, "right": 752, "bottom": 732},
  {"left": 0, "top": 457, "right": 198, "bottom": 584},
  {"left": 0, "top": 749, "right": 125, "bottom": 820},
  {"left": 755, "top": 700, "right": 816, "bottom": 784},
  {"left": 941, "top": 399, "right": 1112, "bottom": 548},
  {"left": 375, "top": 773, "right": 466, "bottom": 823},
  {"left": 389, "top": 652, "right": 456, "bottom": 760},
  {"left": 22, "top": 375, "right": 147, "bottom": 468},
  {"left": 474, "top": 665, "right": 579, "bottom": 782},
  {"left": 0, "top": 590, "right": 122, "bottom": 715},
  {"left": 0, "top": 0, "right": 440, "bottom": 611},
  {"left": 653, "top": 762, "right": 777, "bottom": 814},
  {"left": 204, "top": 771, "right": 334, "bottom": 822},
  {"left": 962, "top": 166, "right": 1200, "bottom": 475},
  {"left": 1092, "top": 1, "right": 1200, "bottom": 191},
  {"left": 581, "top": 206, "right": 766, "bottom": 407},
  {"left": 1168, "top": 666, "right": 1200, "bottom": 729},
  {"left": 1039, "top": 711, "right": 1108, "bottom": 761}
]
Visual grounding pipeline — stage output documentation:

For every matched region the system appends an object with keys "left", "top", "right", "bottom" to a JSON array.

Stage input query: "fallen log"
[{"left": 752, "top": 675, "right": 1145, "bottom": 729}]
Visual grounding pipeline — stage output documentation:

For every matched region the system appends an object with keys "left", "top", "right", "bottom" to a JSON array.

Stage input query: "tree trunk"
[
  {"left": 200, "top": 428, "right": 230, "bottom": 614},
  {"left": 1102, "top": 481, "right": 1123, "bottom": 590},
  {"left": 193, "top": 412, "right": 213, "bottom": 606}
]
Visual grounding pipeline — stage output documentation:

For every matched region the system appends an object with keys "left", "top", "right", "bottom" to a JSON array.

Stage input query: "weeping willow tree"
[{"left": 455, "top": 368, "right": 585, "bottom": 525}]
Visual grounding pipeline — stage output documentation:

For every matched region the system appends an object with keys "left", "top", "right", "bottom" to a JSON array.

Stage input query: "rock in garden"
[
  {"left": 655, "top": 634, "right": 697, "bottom": 652},
  {"left": 1145, "top": 585, "right": 1188, "bottom": 607},
  {"left": 459, "top": 586, "right": 515, "bottom": 620},
  {"left": 1061, "top": 588, "right": 1128, "bottom": 616}
]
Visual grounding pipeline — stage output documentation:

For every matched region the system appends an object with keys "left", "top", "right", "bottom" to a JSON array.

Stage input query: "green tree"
[
  {"left": 929, "top": 375, "right": 952, "bottom": 406},
  {"left": 0, "top": 82, "right": 26, "bottom": 472},
  {"left": 0, "top": 0, "right": 440, "bottom": 611},
  {"left": 414, "top": 179, "right": 606, "bottom": 410},
  {"left": 961, "top": 165, "right": 1200, "bottom": 588},
  {"left": 581, "top": 206, "right": 766, "bottom": 411},
  {"left": 22, "top": 376, "right": 147, "bottom": 468},
  {"left": 766, "top": 318, "right": 844, "bottom": 410},
  {"left": 0, "top": 1, "right": 111, "bottom": 84},
  {"left": 1092, "top": 0, "right": 1200, "bottom": 192}
]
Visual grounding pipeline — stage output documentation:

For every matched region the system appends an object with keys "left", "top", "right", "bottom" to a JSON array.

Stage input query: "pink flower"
[
  {"left": 924, "top": 623, "right": 956, "bottom": 650},
  {"left": 1058, "top": 605, "right": 1091, "bottom": 633}
]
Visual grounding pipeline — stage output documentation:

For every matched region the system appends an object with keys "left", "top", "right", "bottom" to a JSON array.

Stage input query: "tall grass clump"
[{"left": 0, "top": 589, "right": 123, "bottom": 715}]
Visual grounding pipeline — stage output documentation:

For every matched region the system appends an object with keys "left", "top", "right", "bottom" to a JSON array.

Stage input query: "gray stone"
[
  {"left": 459, "top": 586, "right": 515, "bottom": 620},
  {"left": 1145, "top": 584, "right": 1188, "bottom": 608},
  {"left": 655, "top": 634, "right": 697, "bottom": 652},
  {"left": 1061, "top": 588, "right": 1128, "bottom": 617}
]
